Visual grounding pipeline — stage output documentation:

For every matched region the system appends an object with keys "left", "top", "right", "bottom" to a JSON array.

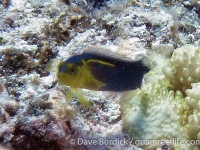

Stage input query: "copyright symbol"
[{"left": 69, "top": 139, "right": 75, "bottom": 145}]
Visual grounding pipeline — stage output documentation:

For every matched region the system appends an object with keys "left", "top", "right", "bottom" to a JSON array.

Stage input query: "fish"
[{"left": 55, "top": 47, "right": 151, "bottom": 106}]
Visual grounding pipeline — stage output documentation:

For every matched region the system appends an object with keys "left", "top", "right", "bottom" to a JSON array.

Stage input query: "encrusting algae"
[{"left": 47, "top": 47, "right": 151, "bottom": 106}]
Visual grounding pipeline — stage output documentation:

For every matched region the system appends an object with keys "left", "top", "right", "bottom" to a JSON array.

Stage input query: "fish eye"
[
  {"left": 67, "top": 63, "right": 76, "bottom": 75},
  {"left": 70, "top": 68, "right": 75, "bottom": 74}
]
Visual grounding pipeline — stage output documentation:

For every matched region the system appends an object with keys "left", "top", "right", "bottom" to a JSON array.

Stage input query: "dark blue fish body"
[
  {"left": 82, "top": 50, "right": 149, "bottom": 91},
  {"left": 90, "top": 57, "right": 149, "bottom": 91}
]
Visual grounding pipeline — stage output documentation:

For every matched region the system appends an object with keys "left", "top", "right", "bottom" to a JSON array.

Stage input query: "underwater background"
[{"left": 0, "top": 0, "right": 200, "bottom": 150}]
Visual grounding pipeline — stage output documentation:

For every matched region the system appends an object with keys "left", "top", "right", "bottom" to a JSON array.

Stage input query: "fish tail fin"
[
  {"left": 136, "top": 55, "right": 153, "bottom": 72},
  {"left": 141, "top": 55, "right": 154, "bottom": 70}
]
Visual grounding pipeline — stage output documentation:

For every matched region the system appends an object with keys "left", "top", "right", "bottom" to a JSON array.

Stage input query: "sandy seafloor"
[{"left": 0, "top": 0, "right": 200, "bottom": 150}]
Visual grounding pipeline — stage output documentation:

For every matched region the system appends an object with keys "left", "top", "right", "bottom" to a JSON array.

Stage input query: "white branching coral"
[
  {"left": 120, "top": 78, "right": 190, "bottom": 149},
  {"left": 162, "top": 44, "right": 200, "bottom": 93},
  {"left": 120, "top": 44, "right": 200, "bottom": 150},
  {"left": 185, "top": 83, "right": 200, "bottom": 140}
]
